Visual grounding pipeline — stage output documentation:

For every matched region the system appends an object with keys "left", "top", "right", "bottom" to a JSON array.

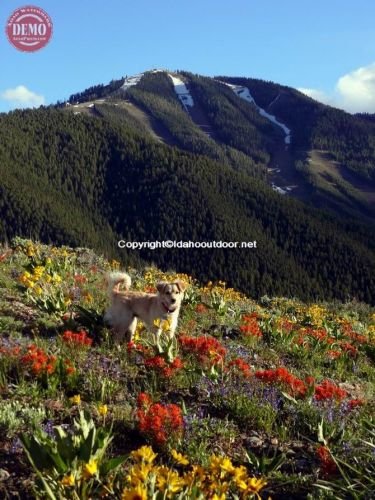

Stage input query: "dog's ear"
[
  {"left": 156, "top": 281, "right": 168, "bottom": 294},
  {"left": 174, "top": 280, "right": 187, "bottom": 293}
]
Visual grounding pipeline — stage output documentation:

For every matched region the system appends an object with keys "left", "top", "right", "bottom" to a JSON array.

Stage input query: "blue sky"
[{"left": 1, "top": 0, "right": 375, "bottom": 112}]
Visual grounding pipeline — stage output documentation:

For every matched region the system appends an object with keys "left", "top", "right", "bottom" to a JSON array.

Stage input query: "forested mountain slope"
[{"left": 1, "top": 103, "right": 375, "bottom": 303}]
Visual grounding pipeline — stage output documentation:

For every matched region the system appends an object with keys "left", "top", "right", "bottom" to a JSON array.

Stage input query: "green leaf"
[
  {"left": 281, "top": 391, "right": 298, "bottom": 404},
  {"left": 269, "top": 452, "right": 286, "bottom": 472},
  {"left": 20, "top": 436, "right": 57, "bottom": 500},
  {"left": 100, "top": 455, "right": 127, "bottom": 475},
  {"left": 49, "top": 451, "right": 68, "bottom": 474},
  {"left": 79, "top": 427, "right": 96, "bottom": 462},
  {"left": 20, "top": 434, "right": 51, "bottom": 470}
]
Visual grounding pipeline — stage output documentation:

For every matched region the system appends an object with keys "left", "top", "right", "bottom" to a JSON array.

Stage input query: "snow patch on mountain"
[
  {"left": 223, "top": 83, "right": 291, "bottom": 145},
  {"left": 168, "top": 74, "right": 194, "bottom": 111},
  {"left": 121, "top": 69, "right": 166, "bottom": 92},
  {"left": 271, "top": 184, "right": 287, "bottom": 195},
  {"left": 121, "top": 73, "right": 144, "bottom": 91}
]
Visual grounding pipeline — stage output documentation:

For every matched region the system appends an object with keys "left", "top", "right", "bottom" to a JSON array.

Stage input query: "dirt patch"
[
  {"left": 186, "top": 100, "right": 218, "bottom": 140},
  {"left": 337, "top": 164, "right": 375, "bottom": 204},
  {"left": 308, "top": 150, "right": 375, "bottom": 208},
  {"left": 115, "top": 100, "right": 179, "bottom": 145}
]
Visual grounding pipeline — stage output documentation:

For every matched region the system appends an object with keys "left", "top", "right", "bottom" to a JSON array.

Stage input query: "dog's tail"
[{"left": 106, "top": 272, "right": 131, "bottom": 296}]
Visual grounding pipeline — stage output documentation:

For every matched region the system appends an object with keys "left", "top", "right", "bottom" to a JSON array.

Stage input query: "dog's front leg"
[
  {"left": 127, "top": 317, "right": 138, "bottom": 343},
  {"left": 168, "top": 314, "right": 178, "bottom": 339},
  {"left": 154, "top": 327, "right": 162, "bottom": 341},
  {"left": 150, "top": 325, "right": 163, "bottom": 349},
  {"left": 113, "top": 325, "right": 126, "bottom": 343}
]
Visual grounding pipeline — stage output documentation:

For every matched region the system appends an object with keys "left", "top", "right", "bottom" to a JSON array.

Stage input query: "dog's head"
[{"left": 156, "top": 280, "right": 187, "bottom": 314}]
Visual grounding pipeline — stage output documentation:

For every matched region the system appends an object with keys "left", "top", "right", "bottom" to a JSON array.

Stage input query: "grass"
[
  {"left": 303, "top": 150, "right": 374, "bottom": 216},
  {"left": 0, "top": 238, "right": 374, "bottom": 499}
]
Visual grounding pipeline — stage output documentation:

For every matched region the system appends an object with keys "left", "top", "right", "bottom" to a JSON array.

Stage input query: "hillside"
[
  {"left": 0, "top": 241, "right": 374, "bottom": 499},
  {"left": 0, "top": 69, "right": 375, "bottom": 304},
  {"left": 1, "top": 106, "right": 375, "bottom": 303},
  {"left": 67, "top": 70, "right": 375, "bottom": 219},
  {"left": 219, "top": 75, "right": 375, "bottom": 179}
]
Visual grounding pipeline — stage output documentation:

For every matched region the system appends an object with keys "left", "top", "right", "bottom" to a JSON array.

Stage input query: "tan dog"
[{"left": 104, "top": 272, "right": 187, "bottom": 342}]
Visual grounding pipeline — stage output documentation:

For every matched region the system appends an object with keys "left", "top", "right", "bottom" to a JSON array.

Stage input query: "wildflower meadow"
[{"left": 0, "top": 238, "right": 374, "bottom": 499}]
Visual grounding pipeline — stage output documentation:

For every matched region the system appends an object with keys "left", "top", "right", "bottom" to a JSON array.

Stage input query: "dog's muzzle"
[{"left": 162, "top": 302, "right": 176, "bottom": 314}]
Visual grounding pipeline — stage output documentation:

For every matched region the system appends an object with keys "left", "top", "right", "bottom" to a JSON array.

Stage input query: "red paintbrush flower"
[
  {"left": 316, "top": 445, "right": 338, "bottom": 476},
  {"left": 314, "top": 380, "right": 347, "bottom": 401},
  {"left": 136, "top": 394, "right": 183, "bottom": 446},
  {"left": 228, "top": 358, "right": 252, "bottom": 378},
  {"left": 195, "top": 303, "right": 208, "bottom": 314},
  {"left": 179, "top": 335, "right": 226, "bottom": 367},
  {"left": 240, "top": 314, "right": 262, "bottom": 338},
  {"left": 62, "top": 330, "right": 93, "bottom": 347},
  {"left": 255, "top": 367, "right": 307, "bottom": 397}
]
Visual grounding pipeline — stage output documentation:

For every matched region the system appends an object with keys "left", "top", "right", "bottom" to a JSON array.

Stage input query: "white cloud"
[
  {"left": 1, "top": 85, "right": 45, "bottom": 109},
  {"left": 298, "top": 62, "right": 375, "bottom": 113},
  {"left": 297, "top": 87, "right": 332, "bottom": 106},
  {"left": 336, "top": 63, "right": 375, "bottom": 113}
]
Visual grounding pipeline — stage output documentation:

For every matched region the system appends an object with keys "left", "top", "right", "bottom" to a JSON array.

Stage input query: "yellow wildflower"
[
  {"left": 238, "top": 477, "right": 267, "bottom": 497},
  {"left": 182, "top": 470, "right": 195, "bottom": 488},
  {"left": 161, "top": 318, "right": 171, "bottom": 331},
  {"left": 98, "top": 404, "right": 108, "bottom": 416},
  {"left": 127, "top": 463, "right": 151, "bottom": 486},
  {"left": 153, "top": 318, "right": 171, "bottom": 331},
  {"left": 53, "top": 274, "right": 62, "bottom": 283},
  {"left": 130, "top": 445, "right": 157, "bottom": 464},
  {"left": 153, "top": 318, "right": 161, "bottom": 328},
  {"left": 210, "top": 455, "right": 235, "bottom": 477},
  {"left": 171, "top": 449, "right": 189, "bottom": 465},
  {"left": 20, "top": 274, "right": 35, "bottom": 289},
  {"left": 69, "top": 394, "right": 81, "bottom": 405},
  {"left": 121, "top": 484, "right": 148, "bottom": 500},
  {"left": 34, "top": 285, "right": 43, "bottom": 296},
  {"left": 26, "top": 245, "right": 35, "bottom": 257},
  {"left": 60, "top": 473, "right": 75, "bottom": 487},
  {"left": 84, "top": 292, "right": 93, "bottom": 304},
  {"left": 191, "top": 464, "right": 206, "bottom": 481},
  {"left": 83, "top": 459, "right": 98, "bottom": 478},
  {"left": 232, "top": 465, "right": 248, "bottom": 484},
  {"left": 144, "top": 271, "right": 153, "bottom": 283},
  {"left": 183, "top": 464, "right": 206, "bottom": 488},
  {"left": 166, "top": 471, "right": 184, "bottom": 494},
  {"left": 133, "top": 321, "right": 145, "bottom": 342},
  {"left": 33, "top": 266, "right": 45, "bottom": 276},
  {"left": 307, "top": 304, "right": 326, "bottom": 327},
  {"left": 207, "top": 480, "right": 229, "bottom": 496},
  {"left": 235, "top": 478, "right": 248, "bottom": 491},
  {"left": 211, "top": 494, "right": 226, "bottom": 500},
  {"left": 155, "top": 465, "right": 170, "bottom": 492},
  {"left": 155, "top": 467, "right": 183, "bottom": 494}
]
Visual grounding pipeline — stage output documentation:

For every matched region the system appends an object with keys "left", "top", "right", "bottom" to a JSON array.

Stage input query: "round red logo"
[{"left": 6, "top": 5, "right": 53, "bottom": 52}]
